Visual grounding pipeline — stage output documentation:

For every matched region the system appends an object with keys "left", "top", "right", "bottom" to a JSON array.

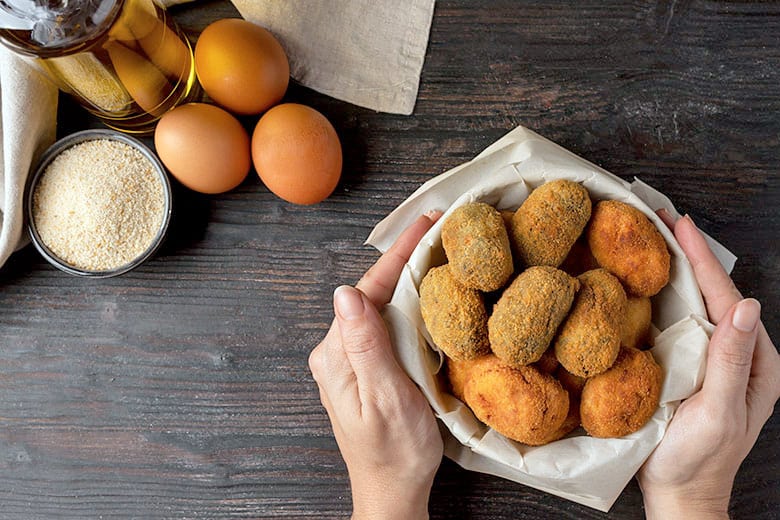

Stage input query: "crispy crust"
[
  {"left": 587, "top": 200, "right": 670, "bottom": 297},
  {"left": 420, "top": 265, "right": 490, "bottom": 361},
  {"left": 580, "top": 347, "right": 663, "bottom": 438},
  {"left": 509, "top": 180, "right": 592, "bottom": 267},
  {"left": 554, "top": 269, "right": 627, "bottom": 377},
  {"left": 489, "top": 266, "right": 580, "bottom": 367},
  {"left": 464, "top": 361, "right": 569, "bottom": 446},
  {"left": 621, "top": 296, "right": 653, "bottom": 349},
  {"left": 441, "top": 202, "right": 514, "bottom": 291}
]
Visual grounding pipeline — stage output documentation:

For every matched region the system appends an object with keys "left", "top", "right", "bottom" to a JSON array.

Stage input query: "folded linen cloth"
[
  {"left": 0, "top": 46, "right": 57, "bottom": 269},
  {"left": 0, "top": 0, "right": 435, "bottom": 270}
]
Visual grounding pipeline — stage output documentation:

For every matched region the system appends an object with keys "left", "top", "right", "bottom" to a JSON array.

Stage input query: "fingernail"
[
  {"left": 334, "top": 285, "right": 365, "bottom": 320},
  {"left": 683, "top": 214, "right": 696, "bottom": 227},
  {"left": 424, "top": 209, "right": 443, "bottom": 222},
  {"left": 732, "top": 298, "right": 761, "bottom": 332}
]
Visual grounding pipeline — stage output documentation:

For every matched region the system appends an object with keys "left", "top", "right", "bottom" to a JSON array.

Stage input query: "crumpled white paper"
[{"left": 366, "top": 125, "right": 736, "bottom": 512}]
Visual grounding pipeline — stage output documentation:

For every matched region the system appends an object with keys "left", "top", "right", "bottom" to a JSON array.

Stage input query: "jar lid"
[{"left": 0, "top": 0, "right": 120, "bottom": 54}]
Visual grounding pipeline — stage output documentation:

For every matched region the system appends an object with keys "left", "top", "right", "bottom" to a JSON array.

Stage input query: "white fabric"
[{"left": 0, "top": 46, "right": 57, "bottom": 268}]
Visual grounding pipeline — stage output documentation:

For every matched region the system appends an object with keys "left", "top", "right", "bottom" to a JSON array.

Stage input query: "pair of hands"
[{"left": 308, "top": 210, "right": 780, "bottom": 519}]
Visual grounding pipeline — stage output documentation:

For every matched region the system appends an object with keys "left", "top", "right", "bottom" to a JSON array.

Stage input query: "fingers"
[
  {"left": 333, "top": 285, "right": 410, "bottom": 408},
  {"left": 673, "top": 215, "right": 742, "bottom": 324},
  {"left": 309, "top": 319, "right": 360, "bottom": 411},
  {"left": 656, "top": 208, "right": 676, "bottom": 230},
  {"left": 356, "top": 211, "right": 441, "bottom": 308},
  {"left": 747, "top": 322, "right": 780, "bottom": 425},
  {"left": 702, "top": 298, "right": 761, "bottom": 412}
]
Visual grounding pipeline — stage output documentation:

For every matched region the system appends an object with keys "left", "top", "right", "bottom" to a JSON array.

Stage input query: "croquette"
[
  {"left": 554, "top": 269, "right": 628, "bottom": 377},
  {"left": 446, "top": 354, "right": 502, "bottom": 402},
  {"left": 420, "top": 264, "right": 490, "bottom": 361},
  {"left": 621, "top": 296, "right": 653, "bottom": 349},
  {"left": 463, "top": 359, "right": 569, "bottom": 446},
  {"left": 441, "top": 202, "right": 514, "bottom": 291},
  {"left": 489, "top": 266, "right": 579, "bottom": 367},
  {"left": 580, "top": 346, "right": 663, "bottom": 438},
  {"left": 587, "top": 200, "right": 671, "bottom": 297},
  {"left": 509, "top": 179, "right": 592, "bottom": 267}
]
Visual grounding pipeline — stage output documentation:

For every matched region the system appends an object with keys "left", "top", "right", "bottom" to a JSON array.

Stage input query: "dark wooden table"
[{"left": 1, "top": 1, "right": 777, "bottom": 518}]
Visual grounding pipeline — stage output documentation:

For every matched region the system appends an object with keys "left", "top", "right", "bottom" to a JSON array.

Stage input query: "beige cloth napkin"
[
  {"left": 0, "top": 46, "right": 57, "bottom": 268},
  {"left": 228, "top": 0, "right": 435, "bottom": 115},
  {"left": 0, "top": 0, "right": 435, "bottom": 270}
]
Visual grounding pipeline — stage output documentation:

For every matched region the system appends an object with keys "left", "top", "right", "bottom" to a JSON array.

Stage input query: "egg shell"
[
  {"left": 252, "top": 103, "right": 342, "bottom": 205},
  {"left": 195, "top": 18, "right": 289, "bottom": 115},
  {"left": 154, "top": 103, "right": 250, "bottom": 194}
]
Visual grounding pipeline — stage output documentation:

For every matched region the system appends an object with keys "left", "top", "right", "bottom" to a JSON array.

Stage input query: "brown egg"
[
  {"left": 194, "top": 19, "right": 289, "bottom": 115},
  {"left": 154, "top": 103, "right": 250, "bottom": 194},
  {"left": 251, "top": 103, "right": 342, "bottom": 205}
]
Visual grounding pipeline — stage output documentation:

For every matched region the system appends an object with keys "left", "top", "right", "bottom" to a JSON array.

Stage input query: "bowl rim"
[{"left": 26, "top": 129, "right": 173, "bottom": 278}]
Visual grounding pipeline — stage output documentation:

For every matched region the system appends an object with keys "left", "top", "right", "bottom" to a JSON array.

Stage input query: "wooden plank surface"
[{"left": 1, "top": 0, "right": 778, "bottom": 518}]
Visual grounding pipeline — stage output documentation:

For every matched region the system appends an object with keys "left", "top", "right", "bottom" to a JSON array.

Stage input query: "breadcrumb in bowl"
[{"left": 26, "top": 129, "right": 172, "bottom": 278}]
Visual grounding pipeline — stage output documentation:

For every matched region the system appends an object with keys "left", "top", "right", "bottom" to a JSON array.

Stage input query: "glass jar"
[{"left": 0, "top": 0, "right": 198, "bottom": 133}]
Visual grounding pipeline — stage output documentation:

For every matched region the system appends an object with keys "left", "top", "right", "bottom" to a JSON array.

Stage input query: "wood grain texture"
[{"left": 1, "top": 0, "right": 778, "bottom": 518}]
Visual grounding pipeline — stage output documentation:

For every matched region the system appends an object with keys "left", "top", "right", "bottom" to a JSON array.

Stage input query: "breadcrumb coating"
[
  {"left": 587, "top": 200, "right": 670, "bottom": 297},
  {"left": 554, "top": 268, "right": 628, "bottom": 377},
  {"left": 442, "top": 202, "right": 514, "bottom": 291},
  {"left": 489, "top": 266, "right": 579, "bottom": 367},
  {"left": 420, "top": 264, "right": 490, "bottom": 361},
  {"left": 463, "top": 359, "right": 569, "bottom": 446},
  {"left": 510, "top": 180, "right": 592, "bottom": 267},
  {"left": 580, "top": 347, "right": 663, "bottom": 438}
]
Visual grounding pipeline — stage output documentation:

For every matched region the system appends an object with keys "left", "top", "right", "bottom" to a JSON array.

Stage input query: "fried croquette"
[
  {"left": 554, "top": 269, "right": 628, "bottom": 377},
  {"left": 446, "top": 354, "right": 503, "bottom": 402},
  {"left": 489, "top": 266, "right": 580, "bottom": 368},
  {"left": 509, "top": 180, "right": 592, "bottom": 267},
  {"left": 441, "top": 202, "right": 514, "bottom": 291},
  {"left": 420, "top": 265, "right": 490, "bottom": 361},
  {"left": 580, "top": 346, "right": 663, "bottom": 438},
  {"left": 621, "top": 296, "right": 653, "bottom": 349},
  {"left": 463, "top": 360, "right": 569, "bottom": 446},
  {"left": 587, "top": 200, "right": 671, "bottom": 297}
]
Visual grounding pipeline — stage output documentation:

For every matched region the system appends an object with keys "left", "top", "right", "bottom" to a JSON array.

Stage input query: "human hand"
[
  {"left": 309, "top": 212, "right": 444, "bottom": 520},
  {"left": 637, "top": 212, "right": 780, "bottom": 519}
]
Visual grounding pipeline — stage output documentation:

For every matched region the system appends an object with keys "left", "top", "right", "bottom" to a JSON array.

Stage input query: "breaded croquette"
[
  {"left": 580, "top": 346, "right": 663, "bottom": 438},
  {"left": 621, "top": 296, "right": 653, "bottom": 349},
  {"left": 509, "top": 179, "right": 592, "bottom": 267},
  {"left": 420, "top": 265, "right": 490, "bottom": 361},
  {"left": 446, "top": 354, "right": 502, "bottom": 401},
  {"left": 441, "top": 202, "right": 514, "bottom": 291},
  {"left": 587, "top": 200, "right": 670, "bottom": 297},
  {"left": 463, "top": 360, "right": 569, "bottom": 446},
  {"left": 489, "top": 266, "right": 579, "bottom": 367},
  {"left": 554, "top": 269, "right": 628, "bottom": 377}
]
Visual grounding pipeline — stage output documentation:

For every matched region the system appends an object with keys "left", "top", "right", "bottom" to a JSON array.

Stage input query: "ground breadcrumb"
[{"left": 32, "top": 139, "right": 165, "bottom": 272}]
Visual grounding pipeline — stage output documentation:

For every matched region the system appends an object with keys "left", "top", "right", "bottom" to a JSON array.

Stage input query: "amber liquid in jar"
[{"left": 0, "top": 0, "right": 197, "bottom": 133}]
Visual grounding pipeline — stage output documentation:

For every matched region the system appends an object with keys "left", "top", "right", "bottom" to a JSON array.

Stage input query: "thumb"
[
  {"left": 333, "top": 285, "right": 407, "bottom": 392},
  {"left": 702, "top": 298, "right": 761, "bottom": 411}
]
